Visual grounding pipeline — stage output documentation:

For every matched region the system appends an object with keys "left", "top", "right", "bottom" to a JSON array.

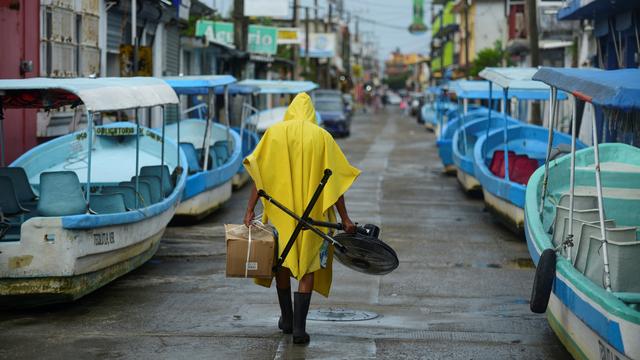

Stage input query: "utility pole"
[
  {"left": 305, "top": 6, "right": 310, "bottom": 78},
  {"left": 463, "top": 2, "right": 470, "bottom": 79},
  {"left": 314, "top": 0, "right": 319, "bottom": 85},
  {"left": 291, "top": 0, "right": 298, "bottom": 80},
  {"left": 326, "top": 3, "right": 332, "bottom": 88},
  {"left": 526, "top": 0, "right": 542, "bottom": 125},
  {"left": 233, "top": 0, "right": 248, "bottom": 78}
]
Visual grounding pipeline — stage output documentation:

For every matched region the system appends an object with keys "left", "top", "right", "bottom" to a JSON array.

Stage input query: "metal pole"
[
  {"left": 591, "top": 112, "right": 612, "bottom": 291},
  {"left": 566, "top": 97, "right": 577, "bottom": 261},
  {"left": 461, "top": 98, "right": 469, "bottom": 153},
  {"left": 135, "top": 110, "right": 140, "bottom": 209},
  {"left": 0, "top": 103, "right": 5, "bottom": 167},
  {"left": 291, "top": 0, "right": 299, "bottom": 80},
  {"left": 305, "top": 7, "right": 310, "bottom": 77},
  {"left": 539, "top": 87, "right": 557, "bottom": 214},
  {"left": 502, "top": 88, "right": 510, "bottom": 181},
  {"left": 85, "top": 111, "right": 94, "bottom": 210},
  {"left": 483, "top": 82, "right": 493, "bottom": 157},
  {"left": 224, "top": 85, "right": 231, "bottom": 156},
  {"left": 132, "top": 0, "right": 138, "bottom": 74},
  {"left": 177, "top": 115, "right": 181, "bottom": 168},
  {"left": 160, "top": 105, "right": 166, "bottom": 198},
  {"left": 201, "top": 88, "right": 215, "bottom": 171}
]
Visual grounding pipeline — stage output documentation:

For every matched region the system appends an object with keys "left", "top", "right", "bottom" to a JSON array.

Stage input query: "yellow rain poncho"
[{"left": 243, "top": 93, "right": 360, "bottom": 297}]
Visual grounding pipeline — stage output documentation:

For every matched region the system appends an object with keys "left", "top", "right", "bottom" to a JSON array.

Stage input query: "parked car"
[
  {"left": 387, "top": 92, "right": 402, "bottom": 105},
  {"left": 315, "top": 98, "right": 351, "bottom": 137},
  {"left": 342, "top": 93, "right": 354, "bottom": 120}
]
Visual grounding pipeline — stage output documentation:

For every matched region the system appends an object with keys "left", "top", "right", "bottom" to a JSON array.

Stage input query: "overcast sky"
[{"left": 215, "top": 0, "right": 431, "bottom": 61}]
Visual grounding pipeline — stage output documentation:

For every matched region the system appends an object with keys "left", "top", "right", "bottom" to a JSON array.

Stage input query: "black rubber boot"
[
  {"left": 277, "top": 287, "right": 293, "bottom": 334},
  {"left": 293, "top": 292, "right": 312, "bottom": 344}
]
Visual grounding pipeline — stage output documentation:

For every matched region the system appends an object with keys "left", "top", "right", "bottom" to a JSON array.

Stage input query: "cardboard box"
[{"left": 225, "top": 224, "right": 276, "bottom": 278}]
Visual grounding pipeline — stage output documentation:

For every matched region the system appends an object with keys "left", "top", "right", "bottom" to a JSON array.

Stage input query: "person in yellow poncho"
[{"left": 243, "top": 92, "right": 360, "bottom": 345}]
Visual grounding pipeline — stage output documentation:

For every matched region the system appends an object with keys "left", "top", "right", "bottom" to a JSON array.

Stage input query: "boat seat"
[
  {"left": 101, "top": 186, "right": 137, "bottom": 210},
  {"left": 212, "top": 141, "right": 230, "bottom": 167},
  {"left": 551, "top": 206, "right": 601, "bottom": 247},
  {"left": 180, "top": 142, "right": 202, "bottom": 174},
  {"left": 584, "top": 227, "right": 639, "bottom": 291},
  {"left": 119, "top": 181, "right": 152, "bottom": 209},
  {"left": 558, "top": 194, "right": 598, "bottom": 210},
  {"left": 573, "top": 220, "right": 616, "bottom": 272},
  {"left": 89, "top": 194, "right": 127, "bottom": 214},
  {"left": 140, "top": 165, "right": 172, "bottom": 196},
  {"left": 37, "top": 171, "right": 86, "bottom": 217},
  {"left": 509, "top": 155, "right": 538, "bottom": 185},
  {"left": 549, "top": 143, "right": 572, "bottom": 161},
  {"left": 131, "top": 175, "right": 162, "bottom": 203},
  {"left": 489, "top": 150, "right": 516, "bottom": 179},
  {"left": 0, "top": 167, "right": 37, "bottom": 204},
  {"left": 0, "top": 176, "right": 29, "bottom": 216}
]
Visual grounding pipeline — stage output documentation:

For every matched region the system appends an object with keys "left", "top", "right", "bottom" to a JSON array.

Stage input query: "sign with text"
[
  {"left": 195, "top": 21, "right": 278, "bottom": 55},
  {"left": 248, "top": 25, "right": 278, "bottom": 55},
  {"left": 195, "top": 20, "right": 234, "bottom": 45},
  {"left": 277, "top": 28, "right": 302, "bottom": 45},
  {"left": 244, "top": 0, "right": 289, "bottom": 18},
  {"left": 299, "top": 33, "right": 337, "bottom": 58}
]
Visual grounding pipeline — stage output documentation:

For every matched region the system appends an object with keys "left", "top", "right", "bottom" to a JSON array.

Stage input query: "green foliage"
[{"left": 469, "top": 41, "right": 509, "bottom": 77}]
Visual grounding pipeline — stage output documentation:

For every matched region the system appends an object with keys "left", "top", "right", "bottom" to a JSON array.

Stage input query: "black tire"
[{"left": 530, "top": 249, "right": 556, "bottom": 314}]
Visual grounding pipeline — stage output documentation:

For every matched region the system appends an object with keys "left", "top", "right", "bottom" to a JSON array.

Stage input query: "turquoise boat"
[
  {"left": 526, "top": 67, "right": 640, "bottom": 359},
  {"left": 474, "top": 68, "right": 579, "bottom": 233},
  {"left": 0, "top": 77, "right": 186, "bottom": 306},
  {"left": 163, "top": 76, "right": 243, "bottom": 221}
]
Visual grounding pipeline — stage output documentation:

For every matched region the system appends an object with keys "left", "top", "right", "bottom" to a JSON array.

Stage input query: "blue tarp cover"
[
  {"left": 237, "top": 79, "right": 319, "bottom": 94},
  {"left": 163, "top": 75, "right": 237, "bottom": 95},
  {"left": 533, "top": 68, "right": 640, "bottom": 111},
  {"left": 214, "top": 84, "right": 259, "bottom": 95},
  {"left": 558, "top": 0, "right": 640, "bottom": 20},
  {"left": 450, "top": 80, "right": 504, "bottom": 99},
  {"left": 479, "top": 67, "right": 567, "bottom": 100}
]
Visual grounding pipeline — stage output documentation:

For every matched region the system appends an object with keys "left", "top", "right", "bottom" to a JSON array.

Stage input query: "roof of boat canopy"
[
  {"left": 449, "top": 80, "right": 503, "bottom": 99},
  {"left": 236, "top": 79, "right": 318, "bottom": 94},
  {"left": 557, "top": 0, "right": 638, "bottom": 20},
  {"left": 479, "top": 67, "right": 568, "bottom": 100},
  {"left": 0, "top": 77, "right": 179, "bottom": 111},
  {"left": 214, "top": 83, "right": 260, "bottom": 95},
  {"left": 533, "top": 68, "right": 640, "bottom": 111},
  {"left": 163, "top": 75, "right": 237, "bottom": 95}
]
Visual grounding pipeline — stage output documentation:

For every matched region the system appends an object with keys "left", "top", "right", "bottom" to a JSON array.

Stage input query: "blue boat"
[
  {"left": 163, "top": 76, "right": 243, "bottom": 221},
  {"left": 0, "top": 77, "right": 187, "bottom": 306},
  {"left": 437, "top": 80, "right": 500, "bottom": 174},
  {"left": 236, "top": 80, "right": 320, "bottom": 134},
  {"left": 449, "top": 79, "right": 523, "bottom": 192},
  {"left": 526, "top": 67, "right": 640, "bottom": 360},
  {"left": 474, "top": 67, "right": 579, "bottom": 233}
]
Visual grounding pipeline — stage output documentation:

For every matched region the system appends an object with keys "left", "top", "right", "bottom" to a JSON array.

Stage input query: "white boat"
[
  {"left": 0, "top": 77, "right": 186, "bottom": 307},
  {"left": 237, "top": 79, "right": 320, "bottom": 134}
]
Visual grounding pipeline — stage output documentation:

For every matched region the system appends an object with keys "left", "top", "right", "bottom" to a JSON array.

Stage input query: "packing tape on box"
[{"left": 245, "top": 225, "right": 253, "bottom": 277}]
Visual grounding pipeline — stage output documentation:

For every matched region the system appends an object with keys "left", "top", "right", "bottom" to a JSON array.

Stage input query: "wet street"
[{"left": 0, "top": 108, "right": 569, "bottom": 359}]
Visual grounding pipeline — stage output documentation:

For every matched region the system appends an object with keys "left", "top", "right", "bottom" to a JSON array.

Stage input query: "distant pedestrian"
[{"left": 243, "top": 93, "right": 360, "bottom": 345}]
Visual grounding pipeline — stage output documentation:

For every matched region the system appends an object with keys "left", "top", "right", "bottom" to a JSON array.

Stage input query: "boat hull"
[
  {"left": 482, "top": 189, "right": 524, "bottom": 234},
  {"left": 232, "top": 171, "right": 251, "bottom": 189},
  {"left": 456, "top": 167, "right": 481, "bottom": 192},
  {"left": 0, "top": 204, "right": 174, "bottom": 307},
  {"left": 174, "top": 180, "right": 232, "bottom": 221}
]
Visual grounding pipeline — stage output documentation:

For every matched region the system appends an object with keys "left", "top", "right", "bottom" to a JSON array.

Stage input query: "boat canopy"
[
  {"left": 533, "top": 68, "right": 640, "bottom": 111},
  {"left": 0, "top": 77, "right": 178, "bottom": 111},
  {"left": 450, "top": 80, "right": 503, "bottom": 99},
  {"left": 557, "top": 0, "right": 639, "bottom": 20},
  {"left": 479, "top": 67, "right": 567, "bottom": 100},
  {"left": 163, "top": 75, "right": 237, "bottom": 95},
  {"left": 214, "top": 83, "right": 259, "bottom": 95},
  {"left": 236, "top": 79, "right": 318, "bottom": 94}
]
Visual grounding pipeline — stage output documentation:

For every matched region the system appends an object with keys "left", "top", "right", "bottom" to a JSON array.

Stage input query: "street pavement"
[{"left": 0, "top": 108, "right": 570, "bottom": 359}]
